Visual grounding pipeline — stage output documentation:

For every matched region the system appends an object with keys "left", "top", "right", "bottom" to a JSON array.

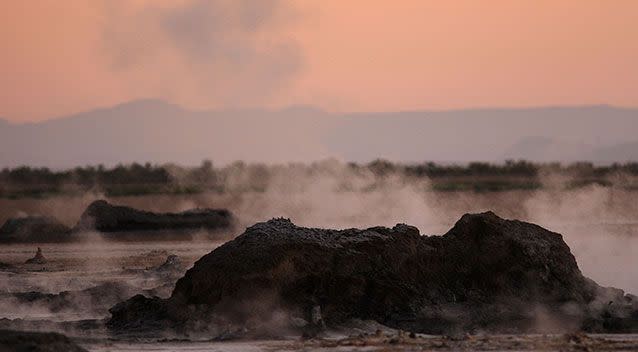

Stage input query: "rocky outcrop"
[
  {"left": 107, "top": 212, "right": 638, "bottom": 336},
  {"left": 0, "top": 201, "right": 236, "bottom": 243},
  {"left": 73, "top": 200, "right": 235, "bottom": 238},
  {"left": 0, "top": 216, "right": 71, "bottom": 243},
  {"left": 0, "top": 329, "right": 87, "bottom": 352}
]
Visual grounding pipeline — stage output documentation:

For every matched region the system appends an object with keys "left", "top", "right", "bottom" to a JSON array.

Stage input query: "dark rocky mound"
[
  {"left": 0, "top": 262, "right": 14, "bottom": 271},
  {"left": 0, "top": 216, "right": 71, "bottom": 243},
  {"left": 73, "top": 200, "right": 235, "bottom": 238},
  {"left": 107, "top": 212, "right": 638, "bottom": 336},
  {"left": 0, "top": 201, "right": 234, "bottom": 243},
  {"left": 0, "top": 329, "right": 87, "bottom": 352},
  {"left": 25, "top": 248, "right": 46, "bottom": 265}
]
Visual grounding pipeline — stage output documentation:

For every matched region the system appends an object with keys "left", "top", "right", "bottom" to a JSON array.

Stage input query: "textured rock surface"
[
  {"left": 74, "top": 200, "right": 235, "bottom": 237},
  {"left": 107, "top": 212, "right": 638, "bottom": 335},
  {"left": 0, "top": 216, "right": 71, "bottom": 243},
  {"left": 0, "top": 329, "right": 87, "bottom": 352}
]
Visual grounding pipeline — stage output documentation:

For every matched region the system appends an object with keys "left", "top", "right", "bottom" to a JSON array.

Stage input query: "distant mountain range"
[{"left": 1, "top": 100, "right": 637, "bottom": 167}]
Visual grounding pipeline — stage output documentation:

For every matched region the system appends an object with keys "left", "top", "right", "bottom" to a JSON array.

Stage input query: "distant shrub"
[{"left": 1, "top": 159, "right": 637, "bottom": 198}]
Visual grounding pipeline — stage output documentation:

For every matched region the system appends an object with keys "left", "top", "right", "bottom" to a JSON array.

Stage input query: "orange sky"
[{"left": 1, "top": 1, "right": 637, "bottom": 122}]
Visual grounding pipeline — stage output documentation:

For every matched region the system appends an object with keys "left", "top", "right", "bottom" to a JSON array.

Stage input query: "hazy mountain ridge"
[{"left": 1, "top": 100, "right": 637, "bottom": 167}]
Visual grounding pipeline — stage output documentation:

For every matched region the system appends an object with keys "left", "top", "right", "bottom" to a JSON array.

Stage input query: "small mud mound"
[
  {"left": 107, "top": 212, "right": 638, "bottom": 336},
  {"left": 25, "top": 247, "right": 47, "bottom": 265},
  {"left": 0, "top": 329, "right": 87, "bottom": 352},
  {"left": 73, "top": 200, "right": 235, "bottom": 239},
  {"left": 0, "top": 216, "right": 71, "bottom": 243}
]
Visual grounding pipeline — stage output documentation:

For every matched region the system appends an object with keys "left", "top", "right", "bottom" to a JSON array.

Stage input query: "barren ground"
[{"left": 1, "top": 190, "right": 637, "bottom": 350}]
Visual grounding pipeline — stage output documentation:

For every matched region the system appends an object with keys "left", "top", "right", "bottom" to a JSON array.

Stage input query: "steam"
[
  {"left": 3, "top": 160, "right": 636, "bottom": 294},
  {"left": 101, "top": 0, "right": 303, "bottom": 108},
  {"left": 1, "top": 161, "right": 637, "bottom": 336},
  {"left": 216, "top": 159, "right": 437, "bottom": 231},
  {"left": 174, "top": 161, "right": 637, "bottom": 295},
  {"left": 523, "top": 185, "right": 638, "bottom": 294}
]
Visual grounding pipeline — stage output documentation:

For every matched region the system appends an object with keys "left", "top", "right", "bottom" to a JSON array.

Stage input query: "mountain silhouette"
[{"left": 1, "top": 101, "right": 636, "bottom": 167}]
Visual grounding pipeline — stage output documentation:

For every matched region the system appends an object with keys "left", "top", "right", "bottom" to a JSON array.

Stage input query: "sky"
[{"left": 1, "top": 0, "right": 637, "bottom": 122}]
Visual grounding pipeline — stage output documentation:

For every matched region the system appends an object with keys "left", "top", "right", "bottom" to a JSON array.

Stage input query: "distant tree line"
[
  {"left": 0, "top": 163, "right": 171, "bottom": 187},
  {"left": 1, "top": 159, "right": 637, "bottom": 198}
]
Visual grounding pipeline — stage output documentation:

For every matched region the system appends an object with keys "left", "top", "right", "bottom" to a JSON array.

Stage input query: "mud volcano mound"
[
  {"left": 74, "top": 200, "right": 235, "bottom": 238},
  {"left": 0, "top": 329, "right": 87, "bottom": 352},
  {"left": 0, "top": 216, "right": 71, "bottom": 243},
  {"left": 24, "top": 247, "right": 46, "bottom": 264},
  {"left": 108, "top": 212, "right": 638, "bottom": 335}
]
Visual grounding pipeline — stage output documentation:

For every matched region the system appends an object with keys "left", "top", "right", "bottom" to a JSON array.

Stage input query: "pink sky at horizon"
[{"left": 1, "top": 1, "right": 637, "bottom": 122}]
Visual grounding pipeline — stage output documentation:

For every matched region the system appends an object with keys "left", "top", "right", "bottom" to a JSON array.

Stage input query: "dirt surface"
[
  {"left": 287, "top": 332, "right": 638, "bottom": 351},
  {"left": 78, "top": 333, "right": 638, "bottom": 352}
]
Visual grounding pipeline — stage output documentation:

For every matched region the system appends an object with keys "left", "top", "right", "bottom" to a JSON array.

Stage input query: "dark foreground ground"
[{"left": 77, "top": 332, "right": 638, "bottom": 351}]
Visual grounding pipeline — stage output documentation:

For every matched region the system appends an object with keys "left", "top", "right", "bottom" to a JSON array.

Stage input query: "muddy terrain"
[{"left": 1, "top": 194, "right": 637, "bottom": 351}]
